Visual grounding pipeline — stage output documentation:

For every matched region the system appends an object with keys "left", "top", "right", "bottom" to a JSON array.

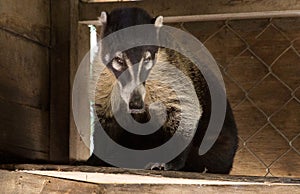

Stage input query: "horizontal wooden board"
[
  {"left": 79, "top": 0, "right": 300, "bottom": 20},
  {"left": 0, "top": 99, "right": 49, "bottom": 161},
  {"left": 0, "top": 30, "right": 49, "bottom": 110},
  {"left": 1, "top": 164, "right": 299, "bottom": 184},
  {"left": 0, "top": 0, "right": 50, "bottom": 46},
  {"left": 1, "top": 166, "right": 300, "bottom": 193},
  {"left": 0, "top": 170, "right": 99, "bottom": 194}
]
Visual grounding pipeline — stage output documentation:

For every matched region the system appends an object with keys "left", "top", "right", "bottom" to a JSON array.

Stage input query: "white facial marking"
[
  {"left": 112, "top": 61, "right": 122, "bottom": 71},
  {"left": 115, "top": 51, "right": 123, "bottom": 58},
  {"left": 126, "top": 57, "right": 134, "bottom": 79},
  {"left": 116, "top": 51, "right": 153, "bottom": 110},
  {"left": 104, "top": 54, "right": 110, "bottom": 62},
  {"left": 143, "top": 51, "right": 153, "bottom": 70},
  {"left": 112, "top": 51, "right": 124, "bottom": 71}
]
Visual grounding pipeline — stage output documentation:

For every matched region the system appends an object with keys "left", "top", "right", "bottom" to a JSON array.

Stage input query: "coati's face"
[
  {"left": 107, "top": 46, "right": 158, "bottom": 114},
  {"left": 99, "top": 8, "right": 163, "bottom": 114}
]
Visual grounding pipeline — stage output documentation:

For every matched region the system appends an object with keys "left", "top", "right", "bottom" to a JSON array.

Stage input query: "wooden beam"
[
  {"left": 23, "top": 170, "right": 300, "bottom": 185},
  {"left": 79, "top": 0, "right": 300, "bottom": 21},
  {"left": 79, "top": 10, "right": 300, "bottom": 26},
  {"left": 1, "top": 165, "right": 300, "bottom": 193},
  {"left": 1, "top": 164, "right": 299, "bottom": 184},
  {"left": 82, "top": 0, "right": 140, "bottom": 2},
  {"left": 69, "top": 24, "right": 91, "bottom": 162},
  {"left": 49, "top": 0, "right": 71, "bottom": 162}
]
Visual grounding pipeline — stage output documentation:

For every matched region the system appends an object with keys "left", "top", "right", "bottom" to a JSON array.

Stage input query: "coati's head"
[{"left": 99, "top": 8, "right": 163, "bottom": 114}]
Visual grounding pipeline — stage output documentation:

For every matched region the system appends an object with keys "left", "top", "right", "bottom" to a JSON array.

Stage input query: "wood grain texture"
[
  {"left": 1, "top": 166, "right": 300, "bottom": 194},
  {"left": 0, "top": 0, "right": 50, "bottom": 46},
  {"left": 69, "top": 23, "right": 91, "bottom": 162},
  {"left": 0, "top": 30, "right": 49, "bottom": 110},
  {"left": 1, "top": 164, "right": 299, "bottom": 184},
  {"left": 0, "top": 1, "right": 50, "bottom": 162},
  {"left": 79, "top": 0, "right": 300, "bottom": 20},
  {"left": 0, "top": 170, "right": 100, "bottom": 194},
  {"left": 49, "top": 0, "right": 71, "bottom": 162},
  {"left": 80, "top": 11, "right": 300, "bottom": 25},
  {"left": 0, "top": 100, "right": 49, "bottom": 161}
]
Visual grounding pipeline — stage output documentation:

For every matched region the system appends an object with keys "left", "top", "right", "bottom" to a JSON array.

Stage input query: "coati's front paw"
[{"left": 145, "top": 162, "right": 167, "bottom": 170}]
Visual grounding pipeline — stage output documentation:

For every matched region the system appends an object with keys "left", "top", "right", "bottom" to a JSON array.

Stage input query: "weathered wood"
[
  {"left": 0, "top": 170, "right": 100, "bottom": 194},
  {"left": 90, "top": 184, "right": 300, "bottom": 194},
  {"left": 79, "top": 0, "right": 300, "bottom": 20},
  {"left": 49, "top": 0, "right": 71, "bottom": 162},
  {"left": 0, "top": 0, "right": 50, "bottom": 47},
  {"left": 1, "top": 166, "right": 300, "bottom": 194},
  {"left": 0, "top": 30, "right": 49, "bottom": 110},
  {"left": 0, "top": 0, "right": 50, "bottom": 162},
  {"left": 69, "top": 23, "right": 91, "bottom": 162},
  {"left": 1, "top": 164, "right": 299, "bottom": 184},
  {"left": 79, "top": 10, "right": 300, "bottom": 25},
  {"left": 0, "top": 100, "right": 49, "bottom": 161}
]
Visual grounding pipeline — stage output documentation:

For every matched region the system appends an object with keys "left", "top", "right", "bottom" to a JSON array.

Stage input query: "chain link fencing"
[{"left": 175, "top": 17, "right": 300, "bottom": 177}]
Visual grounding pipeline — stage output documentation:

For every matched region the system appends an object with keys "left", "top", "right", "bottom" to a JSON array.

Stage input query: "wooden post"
[{"left": 49, "top": 0, "right": 71, "bottom": 162}]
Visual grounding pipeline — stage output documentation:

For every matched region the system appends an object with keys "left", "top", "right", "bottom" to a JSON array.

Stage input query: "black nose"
[{"left": 129, "top": 94, "right": 144, "bottom": 110}]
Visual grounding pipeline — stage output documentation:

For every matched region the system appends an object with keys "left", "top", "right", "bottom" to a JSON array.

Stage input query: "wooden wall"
[
  {"left": 0, "top": 0, "right": 70, "bottom": 163},
  {"left": 0, "top": 0, "right": 50, "bottom": 162}
]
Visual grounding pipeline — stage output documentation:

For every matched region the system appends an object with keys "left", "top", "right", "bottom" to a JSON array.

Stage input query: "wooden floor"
[{"left": 1, "top": 164, "right": 300, "bottom": 193}]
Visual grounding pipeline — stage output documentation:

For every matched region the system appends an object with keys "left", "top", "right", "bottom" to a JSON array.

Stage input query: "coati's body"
[{"left": 88, "top": 7, "right": 238, "bottom": 174}]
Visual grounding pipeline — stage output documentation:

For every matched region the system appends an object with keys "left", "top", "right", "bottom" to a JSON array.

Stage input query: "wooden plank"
[
  {"left": 0, "top": 100, "right": 49, "bottom": 161},
  {"left": 88, "top": 184, "right": 300, "bottom": 194},
  {"left": 0, "top": 30, "right": 49, "bottom": 110},
  {"left": 1, "top": 164, "right": 299, "bottom": 185},
  {"left": 79, "top": 10, "right": 300, "bottom": 25},
  {"left": 0, "top": 0, "right": 50, "bottom": 46},
  {"left": 23, "top": 170, "right": 300, "bottom": 186},
  {"left": 82, "top": 0, "right": 135, "bottom": 2},
  {"left": 79, "top": 0, "right": 300, "bottom": 21},
  {"left": 0, "top": 170, "right": 100, "bottom": 194},
  {"left": 69, "top": 23, "right": 91, "bottom": 162},
  {"left": 49, "top": 0, "right": 71, "bottom": 162},
  {"left": 1, "top": 167, "right": 300, "bottom": 193}
]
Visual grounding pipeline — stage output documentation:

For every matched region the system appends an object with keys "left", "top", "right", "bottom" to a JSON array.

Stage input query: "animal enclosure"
[
  {"left": 1, "top": 1, "right": 300, "bottom": 192},
  {"left": 74, "top": 14, "right": 300, "bottom": 178}
]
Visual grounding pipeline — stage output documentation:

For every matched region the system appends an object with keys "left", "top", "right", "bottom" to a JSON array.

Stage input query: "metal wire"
[{"left": 178, "top": 18, "right": 300, "bottom": 177}]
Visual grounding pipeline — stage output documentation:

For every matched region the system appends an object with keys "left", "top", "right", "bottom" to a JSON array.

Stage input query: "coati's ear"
[
  {"left": 153, "top": 16, "right": 163, "bottom": 28},
  {"left": 98, "top": 11, "right": 108, "bottom": 25}
]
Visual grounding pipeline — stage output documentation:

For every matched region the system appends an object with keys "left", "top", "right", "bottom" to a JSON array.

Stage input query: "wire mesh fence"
[
  {"left": 90, "top": 16, "right": 300, "bottom": 177},
  {"left": 175, "top": 17, "right": 300, "bottom": 177}
]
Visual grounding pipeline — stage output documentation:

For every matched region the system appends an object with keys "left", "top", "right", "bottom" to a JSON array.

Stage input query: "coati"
[{"left": 87, "top": 7, "right": 238, "bottom": 174}]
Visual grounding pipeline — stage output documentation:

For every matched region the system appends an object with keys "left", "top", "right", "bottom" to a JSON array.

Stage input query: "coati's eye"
[
  {"left": 112, "top": 57, "right": 124, "bottom": 71},
  {"left": 115, "top": 57, "right": 124, "bottom": 65},
  {"left": 144, "top": 57, "right": 151, "bottom": 64}
]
